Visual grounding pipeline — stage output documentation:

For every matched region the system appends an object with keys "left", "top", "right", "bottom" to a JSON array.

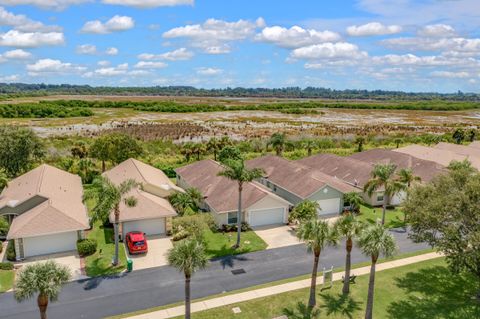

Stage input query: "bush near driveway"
[
  {"left": 0, "top": 262, "right": 13, "bottom": 270},
  {"left": 77, "top": 238, "right": 97, "bottom": 257},
  {"left": 6, "top": 240, "right": 15, "bottom": 261}
]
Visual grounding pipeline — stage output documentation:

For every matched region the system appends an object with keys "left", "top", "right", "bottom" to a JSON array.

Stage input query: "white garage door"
[
  {"left": 23, "top": 232, "right": 77, "bottom": 258},
  {"left": 123, "top": 218, "right": 165, "bottom": 237},
  {"left": 317, "top": 198, "right": 341, "bottom": 216},
  {"left": 249, "top": 208, "right": 285, "bottom": 227},
  {"left": 390, "top": 191, "right": 406, "bottom": 206}
]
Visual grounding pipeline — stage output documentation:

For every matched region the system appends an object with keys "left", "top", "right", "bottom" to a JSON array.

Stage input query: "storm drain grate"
[{"left": 231, "top": 268, "right": 246, "bottom": 275}]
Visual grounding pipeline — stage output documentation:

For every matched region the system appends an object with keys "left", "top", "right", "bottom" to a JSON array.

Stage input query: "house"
[
  {"left": 297, "top": 153, "right": 383, "bottom": 206},
  {"left": 1, "top": 165, "right": 89, "bottom": 260},
  {"left": 246, "top": 155, "right": 357, "bottom": 216},
  {"left": 349, "top": 148, "right": 446, "bottom": 205},
  {"left": 175, "top": 159, "right": 292, "bottom": 227},
  {"left": 434, "top": 142, "right": 480, "bottom": 168},
  {"left": 393, "top": 144, "right": 480, "bottom": 169},
  {"left": 103, "top": 158, "right": 180, "bottom": 238}
]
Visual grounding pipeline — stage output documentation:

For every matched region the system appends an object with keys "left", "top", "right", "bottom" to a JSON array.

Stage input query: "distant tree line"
[
  {"left": 0, "top": 103, "right": 93, "bottom": 118},
  {"left": 0, "top": 83, "right": 479, "bottom": 101}
]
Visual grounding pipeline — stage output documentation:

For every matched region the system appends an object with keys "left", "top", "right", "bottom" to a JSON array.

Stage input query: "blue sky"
[{"left": 0, "top": 0, "right": 479, "bottom": 92}]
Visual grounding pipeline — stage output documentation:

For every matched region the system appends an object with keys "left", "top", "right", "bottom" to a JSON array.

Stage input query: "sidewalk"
[{"left": 125, "top": 252, "right": 442, "bottom": 319}]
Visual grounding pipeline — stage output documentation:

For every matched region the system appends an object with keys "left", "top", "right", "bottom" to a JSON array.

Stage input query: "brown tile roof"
[
  {"left": 469, "top": 141, "right": 480, "bottom": 149},
  {"left": 2, "top": 164, "right": 89, "bottom": 239},
  {"left": 297, "top": 153, "right": 374, "bottom": 188},
  {"left": 435, "top": 142, "right": 480, "bottom": 158},
  {"left": 246, "top": 155, "right": 357, "bottom": 199},
  {"left": 103, "top": 159, "right": 178, "bottom": 222},
  {"left": 176, "top": 159, "right": 290, "bottom": 213},
  {"left": 104, "top": 158, "right": 183, "bottom": 196},
  {"left": 350, "top": 148, "right": 446, "bottom": 182}
]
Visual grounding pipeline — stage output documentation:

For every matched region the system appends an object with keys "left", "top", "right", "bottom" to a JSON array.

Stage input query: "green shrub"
[
  {"left": 172, "top": 230, "right": 189, "bottom": 242},
  {"left": 172, "top": 213, "right": 216, "bottom": 240},
  {"left": 77, "top": 238, "right": 97, "bottom": 257},
  {"left": 0, "top": 262, "right": 13, "bottom": 270},
  {"left": 220, "top": 222, "right": 251, "bottom": 233},
  {"left": 6, "top": 240, "right": 15, "bottom": 261}
]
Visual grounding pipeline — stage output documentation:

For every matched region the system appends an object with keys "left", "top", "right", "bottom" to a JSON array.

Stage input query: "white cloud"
[
  {"left": 290, "top": 42, "right": 368, "bottom": 60},
  {"left": 81, "top": 15, "right": 134, "bottom": 34},
  {"left": 26, "top": 58, "right": 86, "bottom": 76},
  {"left": 256, "top": 25, "right": 341, "bottom": 48},
  {"left": 138, "top": 48, "right": 193, "bottom": 61},
  {"left": 382, "top": 37, "right": 480, "bottom": 54},
  {"left": 0, "top": 74, "right": 19, "bottom": 82},
  {"left": 0, "top": 0, "right": 90, "bottom": 10},
  {"left": 85, "top": 63, "right": 129, "bottom": 77},
  {"left": 102, "top": 0, "right": 193, "bottom": 8},
  {"left": 105, "top": 47, "right": 118, "bottom": 55},
  {"left": 430, "top": 71, "right": 470, "bottom": 78},
  {"left": 0, "top": 6, "right": 61, "bottom": 32},
  {"left": 0, "top": 30, "right": 64, "bottom": 47},
  {"left": 418, "top": 24, "right": 456, "bottom": 38},
  {"left": 346, "top": 22, "right": 402, "bottom": 36},
  {"left": 134, "top": 61, "right": 168, "bottom": 69},
  {"left": 163, "top": 18, "right": 264, "bottom": 54},
  {"left": 196, "top": 67, "right": 223, "bottom": 75},
  {"left": 371, "top": 53, "right": 478, "bottom": 67},
  {"left": 76, "top": 44, "right": 97, "bottom": 55},
  {"left": 97, "top": 60, "right": 110, "bottom": 66},
  {"left": 2, "top": 49, "right": 31, "bottom": 59}
]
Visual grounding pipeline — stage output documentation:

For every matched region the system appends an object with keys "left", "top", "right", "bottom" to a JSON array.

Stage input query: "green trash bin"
[{"left": 127, "top": 258, "right": 133, "bottom": 272}]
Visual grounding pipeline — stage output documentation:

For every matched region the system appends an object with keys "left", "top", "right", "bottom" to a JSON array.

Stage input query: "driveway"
[
  {"left": 15, "top": 251, "right": 85, "bottom": 281},
  {"left": 253, "top": 225, "right": 300, "bottom": 249},
  {"left": 126, "top": 235, "right": 172, "bottom": 271}
]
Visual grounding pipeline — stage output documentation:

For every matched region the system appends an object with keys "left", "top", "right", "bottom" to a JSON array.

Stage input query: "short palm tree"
[
  {"left": 206, "top": 137, "right": 221, "bottom": 161},
  {"left": 343, "top": 192, "right": 364, "bottom": 214},
  {"left": 358, "top": 224, "right": 397, "bottom": 319},
  {"left": 269, "top": 132, "right": 286, "bottom": 156},
  {"left": 302, "top": 138, "right": 316, "bottom": 156},
  {"left": 15, "top": 261, "right": 71, "bottom": 319},
  {"left": 334, "top": 213, "right": 364, "bottom": 294},
  {"left": 218, "top": 159, "right": 264, "bottom": 247},
  {"left": 84, "top": 176, "right": 137, "bottom": 265},
  {"left": 297, "top": 218, "right": 338, "bottom": 308},
  {"left": 167, "top": 238, "right": 208, "bottom": 319},
  {"left": 169, "top": 188, "right": 202, "bottom": 216},
  {"left": 397, "top": 168, "right": 421, "bottom": 187},
  {"left": 354, "top": 136, "right": 365, "bottom": 152},
  {"left": 289, "top": 200, "right": 319, "bottom": 224},
  {"left": 364, "top": 164, "right": 405, "bottom": 225}
]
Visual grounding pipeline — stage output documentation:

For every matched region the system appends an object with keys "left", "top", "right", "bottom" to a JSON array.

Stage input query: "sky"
[{"left": 0, "top": 0, "right": 479, "bottom": 92}]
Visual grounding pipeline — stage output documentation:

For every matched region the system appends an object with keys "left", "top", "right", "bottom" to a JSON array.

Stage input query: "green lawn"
[
  {"left": 203, "top": 229, "right": 267, "bottom": 259},
  {"left": 171, "top": 258, "right": 479, "bottom": 319},
  {"left": 0, "top": 270, "right": 14, "bottom": 293},
  {"left": 357, "top": 205, "right": 406, "bottom": 228},
  {"left": 84, "top": 222, "right": 127, "bottom": 277}
]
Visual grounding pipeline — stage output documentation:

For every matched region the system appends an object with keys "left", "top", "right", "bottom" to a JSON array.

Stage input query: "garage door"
[
  {"left": 249, "top": 208, "right": 285, "bottom": 227},
  {"left": 390, "top": 191, "right": 406, "bottom": 206},
  {"left": 23, "top": 232, "right": 77, "bottom": 258},
  {"left": 123, "top": 218, "right": 165, "bottom": 237},
  {"left": 317, "top": 198, "right": 341, "bottom": 216}
]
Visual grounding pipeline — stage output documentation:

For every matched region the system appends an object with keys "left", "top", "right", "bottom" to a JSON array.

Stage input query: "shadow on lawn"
[
  {"left": 282, "top": 302, "right": 321, "bottom": 319},
  {"left": 387, "top": 265, "right": 480, "bottom": 319},
  {"left": 319, "top": 293, "right": 362, "bottom": 319}
]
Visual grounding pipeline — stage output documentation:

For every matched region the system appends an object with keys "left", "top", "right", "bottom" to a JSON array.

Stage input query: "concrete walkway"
[{"left": 126, "top": 252, "right": 442, "bottom": 319}]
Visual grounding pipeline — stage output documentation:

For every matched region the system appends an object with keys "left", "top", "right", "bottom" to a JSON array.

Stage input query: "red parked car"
[{"left": 126, "top": 231, "right": 148, "bottom": 254}]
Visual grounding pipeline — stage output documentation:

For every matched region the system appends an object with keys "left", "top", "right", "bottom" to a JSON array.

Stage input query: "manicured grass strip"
[
  {"left": 168, "top": 257, "right": 479, "bottom": 319},
  {"left": 0, "top": 270, "right": 14, "bottom": 293},
  {"left": 357, "top": 205, "right": 406, "bottom": 229},
  {"left": 203, "top": 230, "right": 267, "bottom": 259},
  {"left": 84, "top": 222, "right": 127, "bottom": 277},
  {"left": 106, "top": 249, "right": 435, "bottom": 319}
]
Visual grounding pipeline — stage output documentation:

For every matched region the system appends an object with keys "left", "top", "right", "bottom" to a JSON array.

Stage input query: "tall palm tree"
[
  {"left": 15, "top": 261, "right": 71, "bottom": 319},
  {"left": 358, "top": 224, "right": 397, "bottom": 319},
  {"left": 218, "top": 159, "right": 264, "bottom": 248},
  {"left": 297, "top": 218, "right": 338, "bottom": 308},
  {"left": 397, "top": 168, "right": 421, "bottom": 187},
  {"left": 334, "top": 214, "right": 364, "bottom": 294},
  {"left": 84, "top": 176, "right": 137, "bottom": 265},
  {"left": 343, "top": 192, "right": 364, "bottom": 214},
  {"left": 364, "top": 164, "right": 405, "bottom": 225},
  {"left": 269, "top": 132, "right": 286, "bottom": 156},
  {"left": 167, "top": 238, "right": 208, "bottom": 319}
]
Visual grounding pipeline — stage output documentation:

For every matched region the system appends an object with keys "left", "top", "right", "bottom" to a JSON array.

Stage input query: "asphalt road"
[{"left": 0, "top": 228, "right": 429, "bottom": 319}]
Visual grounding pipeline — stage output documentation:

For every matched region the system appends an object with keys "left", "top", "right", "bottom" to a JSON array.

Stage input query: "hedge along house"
[
  {"left": 175, "top": 160, "right": 292, "bottom": 227},
  {"left": 246, "top": 155, "right": 357, "bottom": 217},
  {"left": 103, "top": 158, "right": 181, "bottom": 239},
  {"left": 349, "top": 148, "right": 446, "bottom": 205},
  {"left": 1, "top": 165, "right": 89, "bottom": 260},
  {"left": 297, "top": 153, "right": 384, "bottom": 206}
]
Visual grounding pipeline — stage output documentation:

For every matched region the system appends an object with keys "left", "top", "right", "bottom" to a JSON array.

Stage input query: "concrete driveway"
[
  {"left": 126, "top": 235, "right": 172, "bottom": 271},
  {"left": 16, "top": 251, "right": 85, "bottom": 281},
  {"left": 253, "top": 225, "right": 300, "bottom": 249}
]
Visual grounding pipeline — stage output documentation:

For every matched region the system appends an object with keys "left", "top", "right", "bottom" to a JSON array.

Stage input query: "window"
[
  {"left": 273, "top": 185, "right": 277, "bottom": 192},
  {"left": 377, "top": 192, "right": 384, "bottom": 202},
  {"left": 227, "top": 212, "right": 238, "bottom": 224}
]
